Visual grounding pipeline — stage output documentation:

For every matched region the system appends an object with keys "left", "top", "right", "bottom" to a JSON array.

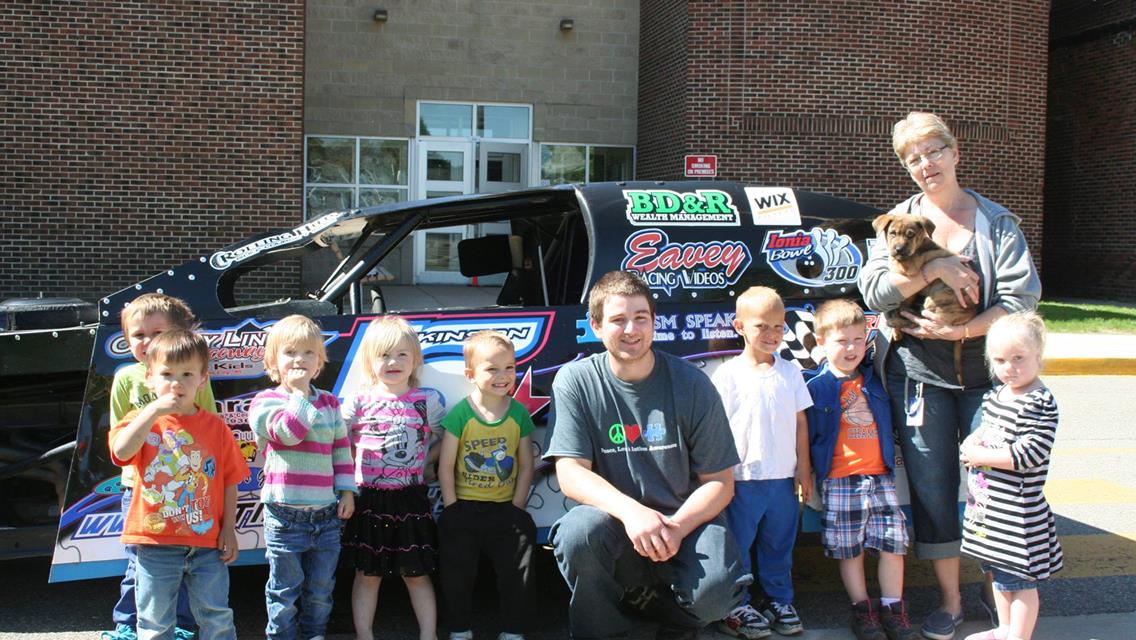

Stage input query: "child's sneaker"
[
  {"left": 100, "top": 624, "right": 138, "bottom": 640},
  {"left": 878, "top": 600, "right": 918, "bottom": 640},
  {"left": 849, "top": 600, "right": 885, "bottom": 640},
  {"left": 759, "top": 600, "right": 804, "bottom": 636},
  {"left": 174, "top": 628, "right": 198, "bottom": 640},
  {"left": 717, "top": 604, "right": 772, "bottom": 639},
  {"left": 449, "top": 632, "right": 474, "bottom": 640},
  {"left": 497, "top": 634, "right": 525, "bottom": 640}
]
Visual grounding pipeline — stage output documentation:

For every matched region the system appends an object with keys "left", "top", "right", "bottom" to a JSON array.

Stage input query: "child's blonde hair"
[
  {"left": 121, "top": 293, "right": 197, "bottom": 331},
  {"left": 145, "top": 329, "right": 210, "bottom": 372},
  {"left": 463, "top": 330, "right": 515, "bottom": 369},
  {"left": 360, "top": 316, "right": 424, "bottom": 388},
  {"left": 813, "top": 299, "right": 866, "bottom": 338},
  {"left": 986, "top": 310, "right": 1047, "bottom": 375},
  {"left": 736, "top": 286, "right": 784, "bottom": 314},
  {"left": 264, "top": 315, "right": 328, "bottom": 383}
]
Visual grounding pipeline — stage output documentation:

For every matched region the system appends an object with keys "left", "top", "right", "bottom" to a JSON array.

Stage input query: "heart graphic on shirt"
[{"left": 623, "top": 424, "right": 642, "bottom": 443}]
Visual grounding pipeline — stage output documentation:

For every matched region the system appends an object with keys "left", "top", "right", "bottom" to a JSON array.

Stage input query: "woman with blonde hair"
[{"left": 858, "top": 112, "right": 1041, "bottom": 640}]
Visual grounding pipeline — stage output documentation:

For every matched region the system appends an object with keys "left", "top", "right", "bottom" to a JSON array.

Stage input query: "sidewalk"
[{"left": 1044, "top": 332, "right": 1136, "bottom": 375}]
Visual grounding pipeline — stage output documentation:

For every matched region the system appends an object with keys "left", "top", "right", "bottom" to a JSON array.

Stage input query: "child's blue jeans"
[
  {"left": 725, "top": 477, "right": 800, "bottom": 606},
  {"left": 113, "top": 487, "right": 197, "bottom": 630},
  {"left": 263, "top": 502, "right": 341, "bottom": 640},
  {"left": 134, "top": 544, "right": 235, "bottom": 640}
]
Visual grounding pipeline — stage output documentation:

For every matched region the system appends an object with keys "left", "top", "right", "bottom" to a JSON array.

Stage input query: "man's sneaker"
[
  {"left": 879, "top": 600, "right": 918, "bottom": 640},
  {"left": 449, "top": 632, "right": 474, "bottom": 640},
  {"left": 497, "top": 634, "right": 525, "bottom": 640},
  {"left": 920, "top": 608, "right": 964, "bottom": 640},
  {"left": 850, "top": 600, "right": 885, "bottom": 640},
  {"left": 174, "top": 628, "right": 198, "bottom": 640},
  {"left": 717, "top": 604, "right": 772, "bottom": 639},
  {"left": 100, "top": 624, "right": 138, "bottom": 640},
  {"left": 759, "top": 601, "right": 804, "bottom": 636}
]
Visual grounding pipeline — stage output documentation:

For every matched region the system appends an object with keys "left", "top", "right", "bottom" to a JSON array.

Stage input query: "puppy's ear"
[
  {"left": 872, "top": 214, "right": 893, "bottom": 235},
  {"left": 918, "top": 217, "right": 936, "bottom": 237}
]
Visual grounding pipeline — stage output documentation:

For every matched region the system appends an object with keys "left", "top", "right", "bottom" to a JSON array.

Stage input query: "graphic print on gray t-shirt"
[{"left": 543, "top": 350, "right": 738, "bottom": 513}]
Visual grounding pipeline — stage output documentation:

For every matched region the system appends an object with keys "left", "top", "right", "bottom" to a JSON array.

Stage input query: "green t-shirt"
[
  {"left": 110, "top": 362, "right": 218, "bottom": 487},
  {"left": 442, "top": 397, "right": 534, "bottom": 502}
]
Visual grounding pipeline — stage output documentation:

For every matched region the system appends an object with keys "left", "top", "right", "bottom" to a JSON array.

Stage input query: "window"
[
  {"left": 540, "top": 144, "right": 635, "bottom": 185},
  {"left": 305, "top": 136, "right": 410, "bottom": 217},
  {"left": 418, "top": 102, "right": 531, "bottom": 141}
]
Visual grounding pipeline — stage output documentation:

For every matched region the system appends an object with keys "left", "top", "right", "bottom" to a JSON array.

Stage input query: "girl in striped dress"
[
  {"left": 959, "top": 311, "right": 1062, "bottom": 640},
  {"left": 341, "top": 317, "right": 445, "bottom": 640}
]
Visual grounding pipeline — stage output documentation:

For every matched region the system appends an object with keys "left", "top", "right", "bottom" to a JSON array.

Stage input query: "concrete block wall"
[
  {"left": 638, "top": 1, "right": 1050, "bottom": 267},
  {"left": 305, "top": 0, "right": 639, "bottom": 145},
  {"left": 1, "top": 1, "right": 307, "bottom": 304},
  {"left": 1045, "top": 1, "right": 1136, "bottom": 300}
]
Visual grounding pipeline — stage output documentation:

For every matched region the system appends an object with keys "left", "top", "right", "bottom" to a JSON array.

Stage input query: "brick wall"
[
  {"left": 636, "top": 0, "right": 688, "bottom": 180},
  {"left": 638, "top": 1, "right": 1050, "bottom": 269},
  {"left": 1, "top": 1, "right": 306, "bottom": 305},
  {"left": 1045, "top": 1, "right": 1136, "bottom": 300}
]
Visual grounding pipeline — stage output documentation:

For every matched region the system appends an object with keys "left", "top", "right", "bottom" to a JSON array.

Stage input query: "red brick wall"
[
  {"left": 637, "top": 0, "right": 689, "bottom": 181},
  {"left": 638, "top": 1, "right": 1050, "bottom": 269},
  {"left": 0, "top": 1, "right": 305, "bottom": 305},
  {"left": 1045, "top": 1, "right": 1136, "bottom": 300}
]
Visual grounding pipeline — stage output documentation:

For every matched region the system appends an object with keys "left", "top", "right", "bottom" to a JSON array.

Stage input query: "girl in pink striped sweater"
[
  {"left": 340, "top": 317, "right": 445, "bottom": 640},
  {"left": 249, "top": 314, "right": 355, "bottom": 640}
]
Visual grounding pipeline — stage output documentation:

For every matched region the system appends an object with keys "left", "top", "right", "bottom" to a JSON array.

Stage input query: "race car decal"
[
  {"left": 744, "top": 187, "right": 802, "bottom": 226},
  {"left": 623, "top": 189, "right": 741, "bottom": 226},
  {"left": 623, "top": 229, "right": 751, "bottom": 295},
  {"left": 208, "top": 209, "right": 353, "bottom": 270},
  {"left": 762, "top": 227, "right": 863, "bottom": 289}
]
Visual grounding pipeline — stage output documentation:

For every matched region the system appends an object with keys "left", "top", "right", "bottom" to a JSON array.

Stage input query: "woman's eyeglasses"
[{"left": 904, "top": 144, "right": 950, "bottom": 170}]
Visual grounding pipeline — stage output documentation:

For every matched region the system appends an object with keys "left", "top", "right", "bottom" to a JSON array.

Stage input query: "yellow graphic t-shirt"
[{"left": 441, "top": 397, "right": 534, "bottom": 502}]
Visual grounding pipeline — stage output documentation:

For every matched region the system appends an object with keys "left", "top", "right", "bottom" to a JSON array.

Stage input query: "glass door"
[
  {"left": 478, "top": 141, "right": 529, "bottom": 194},
  {"left": 414, "top": 140, "right": 474, "bottom": 284}
]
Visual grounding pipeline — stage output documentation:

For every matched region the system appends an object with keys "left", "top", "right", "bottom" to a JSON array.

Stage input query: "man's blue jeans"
[
  {"left": 550, "top": 505, "right": 750, "bottom": 639},
  {"left": 112, "top": 488, "right": 197, "bottom": 630},
  {"left": 263, "top": 502, "right": 341, "bottom": 640},
  {"left": 134, "top": 544, "right": 235, "bottom": 640}
]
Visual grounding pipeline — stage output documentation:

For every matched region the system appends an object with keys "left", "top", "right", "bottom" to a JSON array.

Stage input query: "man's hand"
[
  {"left": 622, "top": 504, "right": 681, "bottom": 562},
  {"left": 338, "top": 491, "right": 355, "bottom": 519},
  {"left": 219, "top": 527, "right": 239, "bottom": 564}
]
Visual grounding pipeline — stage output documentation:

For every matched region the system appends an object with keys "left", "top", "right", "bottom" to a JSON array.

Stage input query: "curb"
[{"left": 1043, "top": 358, "right": 1136, "bottom": 376}]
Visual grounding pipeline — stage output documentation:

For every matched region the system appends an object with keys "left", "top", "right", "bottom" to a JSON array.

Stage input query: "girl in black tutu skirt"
[{"left": 341, "top": 317, "right": 446, "bottom": 640}]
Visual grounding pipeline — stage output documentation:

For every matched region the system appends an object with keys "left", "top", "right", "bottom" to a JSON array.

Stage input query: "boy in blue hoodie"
[{"left": 805, "top": 300, "right": 916, "bottom": 640}]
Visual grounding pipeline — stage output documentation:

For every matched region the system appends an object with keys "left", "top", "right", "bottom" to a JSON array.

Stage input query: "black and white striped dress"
[{"left": 961, "top": 386, "right": 1063, "bottom": 581}]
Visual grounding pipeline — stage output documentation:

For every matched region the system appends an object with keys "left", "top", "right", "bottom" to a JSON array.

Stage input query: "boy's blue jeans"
[
  {"left": 725, "top": 478, "right": 799, "bottom": 605},
  {"left": 134, "top": 544, "right": 235, "bottom": 640},
  {"left": 113, "top": 488, "right": 197, "bottom": 630},
  {"left": 550, "top": 505, "right": 749, "bottom": 639},
  {"left": 263, "top": 502, "right": 341, "bottom": 640}
]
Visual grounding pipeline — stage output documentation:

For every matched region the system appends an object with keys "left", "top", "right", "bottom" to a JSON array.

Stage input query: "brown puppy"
[{"left": 873, "top": 213, "right": 976, "bottom": 339}]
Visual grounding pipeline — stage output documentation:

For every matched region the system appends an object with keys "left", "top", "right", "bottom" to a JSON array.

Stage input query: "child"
[
  {"left": 960, "top": 312, "right": 1062, "bottom": 640},
  {"left": 104, "top": 293, "right": 217, "bottom": 640},
  {"left": 713, "top": 286, "right": 812, "bottom": 639},
  {"left": 438, "top": 331, "right": 536, "bottom": 640},
  {"left": 249, "top": 315, "right": 356, "bottom": 640},
  {"left": 804, "top": 300, "right": 916, "bottom": 640},
  {"left": 341, "top": 317, "right": 445, "bottom": 640},
  {"left": 108, "top": 329, "right": 248, "bottom": 640}
]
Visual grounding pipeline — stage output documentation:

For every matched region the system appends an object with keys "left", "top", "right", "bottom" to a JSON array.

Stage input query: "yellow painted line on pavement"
[
  {"left": 1044, "top": 479, "right": 1136, "bottom": 505},
  {"left": 795, "top": 533, "right": 1136, "bottom": 592},
  {"left": 1044, "top": 358, "right": 1136, "bottom": 375}
]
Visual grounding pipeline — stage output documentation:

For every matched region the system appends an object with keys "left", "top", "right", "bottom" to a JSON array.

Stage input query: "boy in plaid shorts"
[{"left": 805, "top": 300, "right": 916, "bottom": 640}]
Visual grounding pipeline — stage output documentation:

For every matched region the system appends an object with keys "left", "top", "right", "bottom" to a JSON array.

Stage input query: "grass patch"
[{"left": 1039, "top": 300, "right": 1136, "bottom": 334}]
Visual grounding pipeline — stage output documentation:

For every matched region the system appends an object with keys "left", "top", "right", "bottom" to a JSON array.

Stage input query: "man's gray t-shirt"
[{"left": 543, "top": 350, "right": 739, "bottom": 513}]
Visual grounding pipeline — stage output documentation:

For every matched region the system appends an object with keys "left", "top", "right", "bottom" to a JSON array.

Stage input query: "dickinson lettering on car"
[{"left": 49, "top": 181, "right": 887, "bottom": 582}]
